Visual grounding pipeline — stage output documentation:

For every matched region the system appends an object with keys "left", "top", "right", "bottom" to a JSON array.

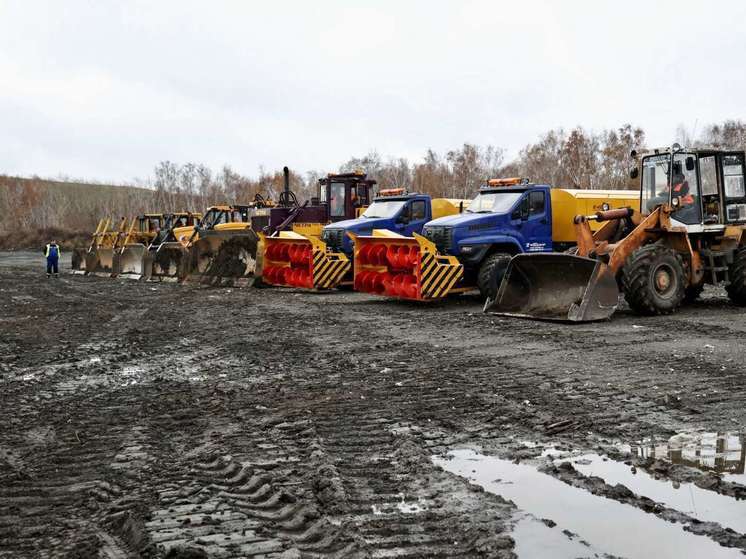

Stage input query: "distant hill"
[{"left": 0, "top": 175, "right": 158, "bottom": 250}]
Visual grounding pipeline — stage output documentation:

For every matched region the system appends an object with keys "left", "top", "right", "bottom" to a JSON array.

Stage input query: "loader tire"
[
  {"left": 726, "top": 247, "right": 746, "bottom": 306},
  {"left": 621, "top": 244, "right": 685, "bottom": 316},
  {"left": 478, "top": 252, "right": 512, "bottom": 300}
]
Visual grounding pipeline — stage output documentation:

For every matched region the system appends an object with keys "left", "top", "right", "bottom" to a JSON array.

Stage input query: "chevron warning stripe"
[
  {"left": 419, "top": 252, "right": 463, "bottom": 299},
  {"left": 312, "top": 250, "right": 351, "bottom": 289}
]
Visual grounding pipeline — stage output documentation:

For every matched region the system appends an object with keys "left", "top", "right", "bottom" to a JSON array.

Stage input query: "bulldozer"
[
  {"left": 257, "top": 170, "right": 376, "bottom": 289},
  {"left": 148, "top": 197, "right": 273, "bottom": 286},
  {"left": 486, "top": 145, "right": 746, "bottom": 321},
  {"left": 74, "top": 217, "right": 130, "bottom": 277},
  {"left": 114, "top": 212, "right": 202, "bottom": 280}
]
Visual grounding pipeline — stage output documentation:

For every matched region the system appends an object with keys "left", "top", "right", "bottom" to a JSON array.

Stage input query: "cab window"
[
  {"left": 529, "top": 191, "right": 545, "bottom": 215},
  {"left": 411, "top": 200, "right": 426, "bottom": 220},
  {"left": 723, "top": 154, "right": 746, "bottom": 199},
  {"left": 330, "top": 182, "right": 346, "bottom": 217}
]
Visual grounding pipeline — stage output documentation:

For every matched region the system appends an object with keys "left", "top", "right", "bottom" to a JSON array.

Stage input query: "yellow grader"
[
  {"left": 486, "top": 146, "right": 746, "bottom": 321},
  {"left": 114, "top": 212, "right": 202, "bottom": 280},
  {"left": 352, "top": 179, "right": 639, "bottom": 301}
]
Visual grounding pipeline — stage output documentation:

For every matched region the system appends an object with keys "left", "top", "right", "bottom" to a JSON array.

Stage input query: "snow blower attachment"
[
  {"left": 353, "top": 230, "right": 464, "bottom": 300},
  {"left": 261, "top": 232, "right": 350, "bottom": 289}
]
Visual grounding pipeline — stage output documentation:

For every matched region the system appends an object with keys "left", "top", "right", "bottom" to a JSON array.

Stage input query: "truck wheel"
[
  {"left": 621, "top": 244, "right": 685, "bottom": 315},
  {"left": 477, "top": 252, "right": 512, "bottom": 300},
  {"left": 726, "top": 247, "right": 746, "bottom": 306}
]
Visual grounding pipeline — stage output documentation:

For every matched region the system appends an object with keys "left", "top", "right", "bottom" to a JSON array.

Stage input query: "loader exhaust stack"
[{"left": 484, "top": 253, "right": 620, "bottom": 322}]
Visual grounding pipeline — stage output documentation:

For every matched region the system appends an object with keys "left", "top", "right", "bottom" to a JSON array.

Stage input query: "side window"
[
  {"left": 723, "top": 154, "right": 745, "bottom": 199},
  {"left": 529, "top": 191, "right": 545, "bottom": 215},
  {"left": 700, "top": 156, "right": 718, "bottom": 195},
  {"left": 411, "top": 200, "right": 426, "bottom": 220}
]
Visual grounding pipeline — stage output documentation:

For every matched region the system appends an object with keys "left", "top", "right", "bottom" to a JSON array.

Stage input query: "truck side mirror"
[
  {"left": 630, "top": 167, "right": 639, "bottom": 179},
  {"left": 520, "top": 198, "right": 530, "bottom": 221},
  {"left": 686, "top": 156, "right": 695, "bottom": 171}
]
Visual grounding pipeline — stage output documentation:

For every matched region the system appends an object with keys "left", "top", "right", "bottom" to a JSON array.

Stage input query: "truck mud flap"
[
  {"left": 353, "top": 232, "right": 463, "bottom": 301},
  {"left": 261, "top": 234, "right": 350, "bottom": 290},
  {"left": 188, "top": 232, "right": 259, "bottom": 287},
  {"left": 484, "top": 253, "right": 619, "bottom": 322}
]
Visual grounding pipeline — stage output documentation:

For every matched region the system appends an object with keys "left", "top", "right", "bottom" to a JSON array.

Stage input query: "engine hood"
[
  {"left": 426, "top": 212, "right": 504, "bottom": 228},
  {"left": 324, "top": 217, "right": 390, "bottom": 234}
]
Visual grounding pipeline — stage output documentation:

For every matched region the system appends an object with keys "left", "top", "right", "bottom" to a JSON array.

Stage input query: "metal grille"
[
  {"left": 323, "top": 228, "right": 345, "bottom": 252},
  {"left": 423, "top": 226, "right": 453, "bottom": 253}
]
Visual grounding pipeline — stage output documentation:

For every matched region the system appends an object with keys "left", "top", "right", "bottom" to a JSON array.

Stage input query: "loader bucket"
[
  {"left": 189, "top": 231, "right": 259, "bottom": 287},
  {"left": 149, "top": 242, "right": 188, "bottom": 282},
  {"left": 115, "top": 245, "right": 147, "bottom": 280},
  {"left": 484, "top": 253, "right": 619, "bottom": 322},
  {"left": 262, "top": 233, "right": 350, "bottom": 290},
  {"left": 353, "top": 231, "right": 463, "bottom": 301}
]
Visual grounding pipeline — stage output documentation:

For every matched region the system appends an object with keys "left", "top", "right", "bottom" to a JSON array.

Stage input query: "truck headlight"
[{"left": 460, "top": 245, "right": 475, "bottom": 254}]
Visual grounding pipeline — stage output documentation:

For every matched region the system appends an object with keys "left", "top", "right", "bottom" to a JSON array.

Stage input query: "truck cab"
[
  {"left": 422, "top": 179, "right": 553, "bottom": 297},
  {"left": 321, "top": 190, "right": 435, "bottom": 256}
]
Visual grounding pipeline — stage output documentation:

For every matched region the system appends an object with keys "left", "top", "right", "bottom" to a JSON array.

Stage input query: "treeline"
[{"left": 2, "top": 120, "right": 746, "bottom": 249}]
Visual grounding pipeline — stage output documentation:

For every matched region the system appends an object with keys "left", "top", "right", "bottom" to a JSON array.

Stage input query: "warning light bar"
[
  {"left": 378, "top": 188, "right": 406, "bottom": 196},
  {"left": 485, "top": 177, "right": 528, "bottom": 187}
]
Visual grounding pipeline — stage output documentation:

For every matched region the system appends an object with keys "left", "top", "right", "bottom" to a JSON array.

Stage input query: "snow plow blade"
[
  {"left": 187, "top": 230, "right": 259, "bottom": 287},
  {"left": 353, "top": 231, "right": 463, "bottom": 300},
  {"left": 114, "top": 245, "right": 148, "bottom": 280},
  {"left": 484, "top": 253, "right": 619, "bottom": 322},
  {"left": 260, "top": 232, "right": 350, "bottom": 290},
  {"left": 71, "top": 248, "right": 89, "bottom": 274}
]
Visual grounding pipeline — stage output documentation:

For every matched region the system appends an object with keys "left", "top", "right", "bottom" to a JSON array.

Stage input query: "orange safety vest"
[{"left": 672, "top": 182, "right": 694, "bottom": 205}]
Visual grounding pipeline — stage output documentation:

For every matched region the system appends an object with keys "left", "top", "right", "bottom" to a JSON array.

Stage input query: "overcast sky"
[{"left": 2, "top": 0, "right": 746, "bottom": 183}]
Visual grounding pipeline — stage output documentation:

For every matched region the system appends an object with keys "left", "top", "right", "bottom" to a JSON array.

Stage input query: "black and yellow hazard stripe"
[
  {"left": 419, "top": 252, "right": 463, "bottom": 299},
  {"left": 312, "top": 250, "right": 351, "bottom": 289}
]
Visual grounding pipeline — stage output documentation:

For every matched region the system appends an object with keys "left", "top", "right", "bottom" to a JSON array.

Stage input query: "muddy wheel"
[
  {"left": 477, "top": 252, "right": 512, "bottom": 300},
  {"left": 621, "top": 244, "right": 685, "bottom": 315},
  {"left": 726, "top": 247, "right": 746, "bottom": 306},
  {"left": 684, "top": 282, "right": 705, "bottom": 303}
]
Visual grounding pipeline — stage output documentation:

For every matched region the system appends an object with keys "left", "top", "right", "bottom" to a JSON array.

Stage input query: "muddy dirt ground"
[{"left": 1, "top": 252, "right": 745, "bottom": 558}]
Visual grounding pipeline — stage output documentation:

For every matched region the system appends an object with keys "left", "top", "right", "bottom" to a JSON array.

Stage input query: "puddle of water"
[
  {"left": 434, "top": 449, "right": 742, "bottom": 559},
  {"left": 511, "top": 514, "right": 608, "bottom": 559},
  {"left": 630, "top": 431, "right": 745, "bottom": 477},
  {"left": 559, "top": 453, "right": 746, "bottom": 533}
]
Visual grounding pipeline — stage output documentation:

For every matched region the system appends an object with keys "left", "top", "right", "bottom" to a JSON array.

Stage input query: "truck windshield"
[
  {"left": 467, "top": 192, "right": 523, "bottom": 213},
  {"left": 361, "top": 200, "right": 407, "bottom": 218}
]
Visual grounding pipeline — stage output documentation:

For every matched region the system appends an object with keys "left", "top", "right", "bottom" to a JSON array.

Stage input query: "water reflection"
[{"left": 631, "top": 432, "right": 745, "bottom": 475}]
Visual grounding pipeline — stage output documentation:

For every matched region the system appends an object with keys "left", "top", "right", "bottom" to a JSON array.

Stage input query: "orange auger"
[
  {"left": 352, "top": 230, "right": 464, "bottom": 300},
  {"left": 260, "top": 232, "right": 350, "bottom": 290}
]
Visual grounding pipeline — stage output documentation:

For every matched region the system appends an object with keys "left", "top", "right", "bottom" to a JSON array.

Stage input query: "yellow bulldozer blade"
[
  {"left": 484, "top": 253, "right": 619, "bottom": 322},
  {"left": 353, "top": 231, "right": 463, "bottom": 300},
  {"left": 71, "top": 248, "right": 90, "bottom": 274},
  {"left": 188, "top": 231, "right": 259, "bottom": 287},
  {"left": 87, "top": 247, "right": 117, "bottom": 277},
  {"left": 261, "top": 232, "right": 350, "bottom": 290},
  {"left": 115, "top": 245, "right": 148, "bottom": 280}
]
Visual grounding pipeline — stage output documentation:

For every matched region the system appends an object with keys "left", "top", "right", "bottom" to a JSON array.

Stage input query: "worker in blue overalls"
[{"left": 44, "top": 240, "right": 61, "bottom": 278}]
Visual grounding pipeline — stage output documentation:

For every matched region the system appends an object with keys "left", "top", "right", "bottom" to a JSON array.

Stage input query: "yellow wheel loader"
[
  {"left": 352, "top": 178, "right": 639, "bottom": 301},
  {"left": 486, "top": 145, "right": 746, "bottom": 321},
  {"left": 71, "top": 218, "right": 109, "bottom": 274},
  {"left": 114, "top": 212, "right": 202, "bottom": 280}
]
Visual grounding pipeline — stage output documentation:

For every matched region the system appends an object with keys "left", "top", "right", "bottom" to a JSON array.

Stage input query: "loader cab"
[
  {"left": 318, "top": 172, "right": 376, "bottom": 222},
  {"left": 140, "top": 214, "right": 163, "bottom": 233},
  {"left": 639, "top": 149, "right": 746, "bottom": 229}
]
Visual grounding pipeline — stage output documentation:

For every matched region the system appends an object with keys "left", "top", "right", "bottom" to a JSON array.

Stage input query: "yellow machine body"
[{"left": 550, "top": 189, "right": 640, "bottom": 243}]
